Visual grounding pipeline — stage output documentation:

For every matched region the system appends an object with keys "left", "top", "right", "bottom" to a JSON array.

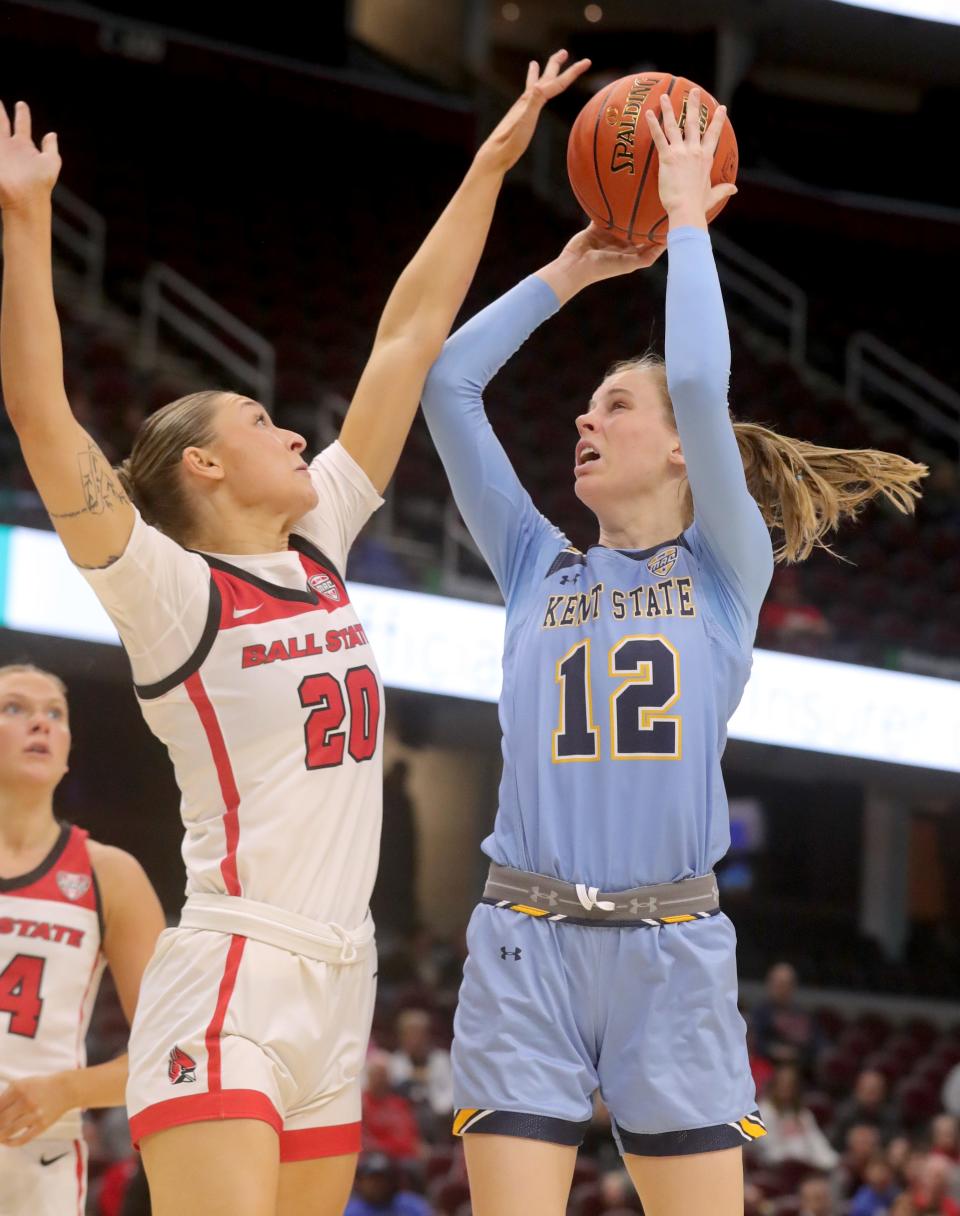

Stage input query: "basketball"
[{"left": 566, "top": 72, "right": 738, "bottom": 245}]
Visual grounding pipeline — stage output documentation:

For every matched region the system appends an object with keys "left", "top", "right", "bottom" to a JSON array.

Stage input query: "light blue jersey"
[{"left": 422, "top": 228, "right": 774, "bottom": 892}]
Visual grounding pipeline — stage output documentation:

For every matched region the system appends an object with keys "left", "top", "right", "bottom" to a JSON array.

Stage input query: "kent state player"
[
  {"left": 421, "top": 90, "right": 925, "bottom": 1216},
  {"left": 0, "top": 664, "right": 164, "bottom": 1216},
  {"left": 0, "top": 53, "right": 591, "bottom": 1216}
]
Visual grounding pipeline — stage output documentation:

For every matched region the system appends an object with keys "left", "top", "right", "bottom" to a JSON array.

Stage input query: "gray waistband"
[{"left": 482, "top": 864, "right": 720, "bottom": 927}]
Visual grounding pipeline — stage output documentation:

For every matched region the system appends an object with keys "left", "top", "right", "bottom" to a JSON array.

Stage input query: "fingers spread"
[
  {"left": 551, "top": 57, "right": 591, "bottom": 95},
  {"left": 684, "top": 88, "right": 702, "bottom": 142},
  {"left": 660, "top": 92, "right": 682, "bottom": 144},
  {"left": 13, "top": 100, "right": 31, "bottom": 140},
  {"left": 0, "top": 102, "right": 10, "bottom": 138},
  {"left": 525, "top": 60, "right": 539, "bottom": 90},
  {"left": 703, "top": 104, "right": 728, "bottom": 157},
  {"left": 541, "top": 48, "right": 569, "bottom": 82},
  {"left": 645, "top": 108, "right": 668, "bottom": 154}
]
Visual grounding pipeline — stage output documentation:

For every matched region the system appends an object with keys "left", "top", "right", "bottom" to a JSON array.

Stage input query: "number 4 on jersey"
[
  {"left": 553, "top": 635, "right": 681, "bottom": 761},
  {"left": 0, "top": 954, "right": 45, "bottom": 1038}
]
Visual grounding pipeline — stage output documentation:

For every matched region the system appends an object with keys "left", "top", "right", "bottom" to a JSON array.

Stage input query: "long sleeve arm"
[
  {"left": 665, "top": 228, "right": 773, "bottom": 623},
  {"left": 421, "top": 276, "right": 564, "bottom": 603}
]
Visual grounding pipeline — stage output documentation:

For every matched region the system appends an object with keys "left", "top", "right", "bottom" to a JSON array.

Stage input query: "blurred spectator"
[
  {"left": 748, "top": 1022, "right": 775, "bottom": 1098},
  {"left": 361, "top": 1050, "right": 423, "bottom": 1164},
  {"left": 759, "top": 567, "right": 834, "bottom": 654},
  {"left": 849, "top": 1155, "right": 902, "bottom": 1216},
  {"left": 755, "top": 1063, "right": 839, "bottom": 1170},
  {"left": 930, "top": 1114, "right": 960, "bottom": 1163},
  {"left": 599, "top": 1168, "right": 633, "bottom": 1209},
  {"left": 580, "top": 1092, "right": 622, "bottom": 1175},
  {"left": 912, "top": 1154, "right": 960, "bottom": 1215},
  {"left": 889, "top": 1136, "right": 915, "bottom": 1187},
  {"left": 388, "top": 1007, "right": 454, "bottom": 1138},
  {"left": 750, "top": 962, "right": 824, "bottom": 1071},
  {"left": 832, "top": 1069, "right": 899, "bottom": 1148},
  {"left": 344, "top": 1152, "right": 431, "bottom": 1216},
  {"left": 836, "top": 1125, "right": 885, "bottom": 1201},
  {"left": 799, "top": 1174, "right": 838, "bottom": 1216},
  {"left": 117, "top": 1160, "right": 151, "bottom": 1216},
  {"left": 372, "top": 760, "right": 419, "bottom": 937},
  {"left": 96, "top": 1156, "right": 138, "bottom": 1216}
]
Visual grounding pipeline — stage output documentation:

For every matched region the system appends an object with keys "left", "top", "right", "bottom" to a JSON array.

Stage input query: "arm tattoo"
[{"left": 48, "top": 442, "right": 131, "bottom": 520}]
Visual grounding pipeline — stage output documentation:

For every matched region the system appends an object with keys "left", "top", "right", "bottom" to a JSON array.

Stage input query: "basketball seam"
[
  {"left": 590, "top": 81, "right": 619, "bottom": 229},
  {"left": 627, "top": 76, "right": 676, "bottom": 244},
  {"left": 574, "top": 193, "right": 667, "bottom": 245}
]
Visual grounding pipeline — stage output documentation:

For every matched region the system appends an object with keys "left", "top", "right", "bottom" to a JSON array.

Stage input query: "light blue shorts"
[{"left": 451, "top": 903, "right": 764, "bottom": 1156}]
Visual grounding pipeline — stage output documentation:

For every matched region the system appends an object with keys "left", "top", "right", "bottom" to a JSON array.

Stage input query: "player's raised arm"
[
  {"left": 421, "top": 226, "right": 662, "bottom": 601},
  {"left": 644, "top": 91, "right": 772, "bottom": 612},
  {"left": 338, "top": 51, "right": 590, "bottom": 494},
  {"left": 0, "top": 101, "right": 134, "bottom": 570}
]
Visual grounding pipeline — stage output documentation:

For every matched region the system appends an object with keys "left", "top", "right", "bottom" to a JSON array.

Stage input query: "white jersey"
[
  {"left": 80, "top": 442, "right": 384, "bottom": 929},
  {"left": 0, "top": 824, "right": 105, "bottom": 1141}
]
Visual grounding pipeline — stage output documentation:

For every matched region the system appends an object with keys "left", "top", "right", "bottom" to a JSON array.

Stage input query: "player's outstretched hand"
[
  {"left": 559, "top": 223, "right": 665, "bottom": 284},
  {"left": 0, "top": 101, "right": 61, "bottom": 214},
  {"left": 0, "top": 1073, "right": 75, "bottom": 1146},
  {"left": 476, "top": 50, "right": 591, "bottom": 175},
  {"left": 644, "top": 87, "right": 735, "bottom": 226}
]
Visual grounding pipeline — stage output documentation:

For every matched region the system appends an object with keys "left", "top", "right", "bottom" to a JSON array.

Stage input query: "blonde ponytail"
[{"left": 606, "top": 355, "right": 928, "bottom": 562}]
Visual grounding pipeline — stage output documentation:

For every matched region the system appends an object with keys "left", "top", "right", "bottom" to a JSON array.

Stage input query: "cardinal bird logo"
[{"left": 167, "top": 1046, "right": 198, "bottom": 1085}]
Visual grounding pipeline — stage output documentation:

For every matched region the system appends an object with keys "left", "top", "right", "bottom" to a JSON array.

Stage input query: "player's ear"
[{"left": 182, "top": 446, "right": 225, "bottom": 484}]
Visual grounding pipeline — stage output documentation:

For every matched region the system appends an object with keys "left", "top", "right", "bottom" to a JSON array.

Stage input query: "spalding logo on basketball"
[{"left": 567, "top": 71, "right": 738, "bottom": 246}]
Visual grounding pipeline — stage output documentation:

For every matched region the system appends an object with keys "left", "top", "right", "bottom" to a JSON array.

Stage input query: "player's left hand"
[
  {"left": 644, "top": 87, "right": 736, "bottom": 224},
  {"left": 475, "top": 50, "right": 592, "bottom": 175},
  {"left": 559, "top": 223, "right": 666, "bottom": 282},
  {"left": 0, "top": 1072, "right": 77, "bottom": 1145}
]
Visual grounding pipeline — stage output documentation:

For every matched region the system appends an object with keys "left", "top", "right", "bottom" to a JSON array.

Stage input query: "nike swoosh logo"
[
  {"left": 232, "top": 605, "right": 261, "bottom": 619},
  {"left": 40, "top": 1152, "right": 69, "bottom": 1167}
]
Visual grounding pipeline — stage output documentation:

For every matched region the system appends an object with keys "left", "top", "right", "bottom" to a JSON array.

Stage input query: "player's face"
[
  {"left": 573, "top": 368, "right": 684, "bottom": 513},
  {"left": 0, "top": 673, "right": 71, "bottom": 793},
  {"left": 209, "top": 394, "right": 318, "bottom": 523}
]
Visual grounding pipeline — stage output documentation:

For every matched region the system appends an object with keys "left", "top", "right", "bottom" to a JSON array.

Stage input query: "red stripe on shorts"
[
  {"left": 279, "top": 1122, "right": 362, "bottom": 1162},
  {"left": 73, "top": 1139, "right": 84, "bottom": 1216},
  {"left": 185, "top": 671, "right": 242, "bottom": 896},
  {"left": 129, "top": 1089, "right": 282, "bottom": 1147},
  {"left": 204, "top": 934, "right": 246, "bottom": 1093}
]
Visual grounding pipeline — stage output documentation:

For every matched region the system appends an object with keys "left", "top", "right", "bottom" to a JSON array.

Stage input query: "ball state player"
[
  {"left": 0, "top": 53, "right": 591, "bottom": 1216},
  {"left": 0, "top": 663, "right": 165, "bottom": 1215}
]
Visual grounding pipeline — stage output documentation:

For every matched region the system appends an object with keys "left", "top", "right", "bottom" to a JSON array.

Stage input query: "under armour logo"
[
  {"left": 530, "top": 886, "right": 559, "bottom": 908},
  {"left": 500, "top": 946, "right": 522, "bottom": 961},
  {"left": 559, "top": 574, "right": 580, "bottom": 585},
  {"left": 630, "top": 895, "right": 658, "bottom": 916}
]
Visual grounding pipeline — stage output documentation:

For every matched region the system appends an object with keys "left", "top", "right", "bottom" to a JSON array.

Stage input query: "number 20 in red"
[{"left": 298, "top": 665, "right": 380, "bottom": 769}]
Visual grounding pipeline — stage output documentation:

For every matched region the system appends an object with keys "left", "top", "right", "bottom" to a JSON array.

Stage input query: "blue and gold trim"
[
  {"left": 452, "top": 1107, "right": 590, "bottom": 1146},
  {"left": 614, "top": 1109, "right": 767, "bottom": 1157}
]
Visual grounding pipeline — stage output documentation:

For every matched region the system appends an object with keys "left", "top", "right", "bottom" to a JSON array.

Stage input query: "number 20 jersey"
[{"left": 134, "top": 535, "right": 384, "bottom": 929}]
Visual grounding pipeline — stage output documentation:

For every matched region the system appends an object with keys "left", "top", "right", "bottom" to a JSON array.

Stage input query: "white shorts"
[
  {"left": 0, "top": 1138, "right": 87, "bottom": 1216},
  {"left": 127, "top": 898, "right": 377, "bottom": 1162}
]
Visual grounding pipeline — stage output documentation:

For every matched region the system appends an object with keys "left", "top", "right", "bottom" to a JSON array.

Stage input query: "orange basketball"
[{"left": 567, "top": 72, "right": 738, "bottom": 246}]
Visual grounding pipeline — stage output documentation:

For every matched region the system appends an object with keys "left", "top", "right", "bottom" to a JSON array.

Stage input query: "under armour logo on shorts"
[{"left": 500, "top": 946, "right": 522, "bottom": 961}]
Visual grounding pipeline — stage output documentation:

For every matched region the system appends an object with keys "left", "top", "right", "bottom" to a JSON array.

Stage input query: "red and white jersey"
[
  {"left": 0, "top": 825, "right": 105, "bottom": 1140},
  {"left": 80, "top": 442, "right": 385, "bottom": 929}
]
